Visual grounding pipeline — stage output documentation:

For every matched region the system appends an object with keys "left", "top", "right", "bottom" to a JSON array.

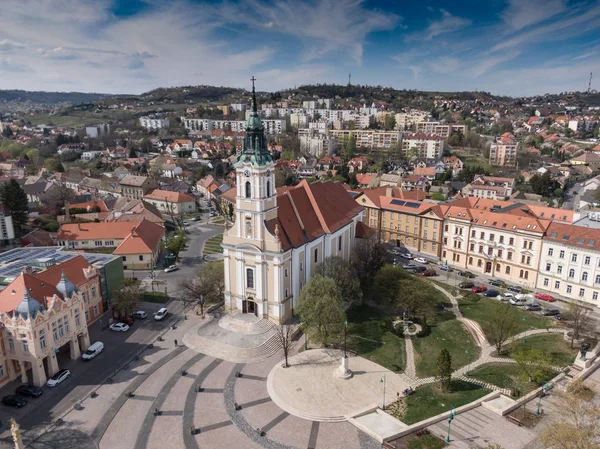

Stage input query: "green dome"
[{"left": 236, "top": 78, "right": 272, "bottom": 167}]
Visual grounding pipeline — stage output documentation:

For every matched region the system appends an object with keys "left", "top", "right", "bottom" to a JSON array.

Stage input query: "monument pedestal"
[{"left": 334, "top": 356, "right": 352, "bottom": 379}]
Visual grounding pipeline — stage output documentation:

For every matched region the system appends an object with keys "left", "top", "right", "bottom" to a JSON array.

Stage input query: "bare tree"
[
  {"left": 488, "top": 303, "right": 518, "bottom": 353},
  {"left": 275, "top": 324, "right": 294, "bottom": 368},
  {"left": 179, "top": 261, "right": 224, "bottom": 316},
  {"left": 564, "top": 302, "right": 594, "bottom": 348}
]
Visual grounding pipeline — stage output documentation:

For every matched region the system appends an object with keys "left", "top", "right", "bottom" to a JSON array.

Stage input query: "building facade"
[
  {"left": 139, "top": 117, "right": 169, "bottom": 130},
  {"left": 143, "top": 189, "right": 197, "bottom": 216},
  {"left": 489, "top": 133, "right": 518, "bottom": 166},
  {"left": 120, "top": 175, "right": 157, "bottom": 200}
]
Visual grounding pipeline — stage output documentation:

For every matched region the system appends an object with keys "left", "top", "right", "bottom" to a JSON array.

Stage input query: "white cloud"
[
  {"left": 472, "top": 51, "right": 520, "bottom": 76},
  {"left": 432, "top": 56, "right": 459, "bottom": 74},
  {"left": 501, "top": 0, "right": 566, "bottom": 30},
  {"left": 423, "top": 10, "right": 471, "bottom": 40},
  {"left": 0, "top": 40, "right": 25, "bottom": 53},
  {"left": 0, "top": 58, "right": 31, "bottom": 73}
]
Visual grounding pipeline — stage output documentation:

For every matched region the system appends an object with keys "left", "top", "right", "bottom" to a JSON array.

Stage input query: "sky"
[{"left": 1, "top": 0, "right": 600, "bottom": 96}]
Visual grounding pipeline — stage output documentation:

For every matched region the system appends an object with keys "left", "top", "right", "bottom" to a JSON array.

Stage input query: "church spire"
[{"left": 251, "top": 76, "right": 258, "bottom": 114}]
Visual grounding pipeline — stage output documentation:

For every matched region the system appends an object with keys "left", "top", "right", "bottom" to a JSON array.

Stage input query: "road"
[{"left": 563, "top": 179, "right": 585, "bottom": 210}]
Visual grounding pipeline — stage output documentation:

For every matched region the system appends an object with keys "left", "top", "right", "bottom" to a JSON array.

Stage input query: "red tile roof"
[
  {"left": 36, "top": 255, "right": 98, "bottom": 287},
  {"left": 113, "top": 220, "right": 165, "bottom": 255},
  {"left": 144, "top": 189, "right": 195, "bottom": 203},
  {"left": 0, "top": 273, "right": 61, "bottom": 313}
]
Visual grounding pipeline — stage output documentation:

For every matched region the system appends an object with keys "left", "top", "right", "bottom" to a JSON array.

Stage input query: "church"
[{"left": 222, "top": 80, "right": 364, "bottom": 323}]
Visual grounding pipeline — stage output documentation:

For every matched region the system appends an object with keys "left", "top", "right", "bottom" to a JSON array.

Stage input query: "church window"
[
  {"left": 245, "top": 181, "right": 251, "bottom": 198},
  {"left": 338, "top": 236, "right": 342, "bottom": 252},
  {"left": 285, "top": 268, "right": 288, "bottom": 277},
  {"left": 314, "top": 248, "right": 318, "bottom": 263},
  {"left": 266, "top": 180, "right": 271, "bottom": 198},
  {"left": 246, "top": 268, "right": 254, "bottom": 289}
]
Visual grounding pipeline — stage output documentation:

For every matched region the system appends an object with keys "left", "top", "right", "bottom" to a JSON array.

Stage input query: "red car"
[
  {"left": 471, "top": 285, "right": 488, "bottom": 293},
  {"left": 422, "top": 269, "right": 437, "bottom": 277},
  {"left": 535, "top": 293, "right": 555, "bottom": 302}
]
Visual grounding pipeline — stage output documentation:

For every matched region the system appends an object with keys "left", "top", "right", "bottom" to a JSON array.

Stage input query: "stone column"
[
  {"left": 69, "top": 338, "right": 81, "bottom": 360},
  {"left": 17, "top": 361, "right": 27, "bottom": 384},
  {"left": 82, "top": 332, "right": 91, "bottom": 351},
  {"left": 47, "top": 353, "right": 59, "bottom": 377},
  {"left": 31, "top": 360, "right": 47, "bottom": 387}
]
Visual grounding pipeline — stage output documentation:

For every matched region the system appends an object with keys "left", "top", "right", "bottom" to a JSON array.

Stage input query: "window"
[
  {"left": 22, "top": 341, "right": 28, "bottom": 353},
  {"left": 583, "top": 272, "right": 589, "bottom": 281},
  {"left": 139, "top": 255, "right": 144, "bottom": 261},
  {"left": 444, "top": 224, "right": 448, "bottom": 232},
  {"left": 75, "top": 310, "right": 81, "bottom": 327},
  {"left": 85, "top": 310, "right": 89, "bottom": 322},
  {"left": 528, "top": 241, "right": 533, "bottom": 250},
  {"left": 507, "top": 252, "right": 513, "bottom": 261},
  {"left": 300, "top": 262, "right": 303, "bottom": 272},
  {"left": 548, "top": 248, "right": 553, "bottom": 256},
  {"left": 82, "top": 292, "right": 87, "bottom": 303},
  {"left": 285, "top": 289, "right": 288, "bottom": 298},
  {"left": 93, "top": 305, "right": 98, "bottom": 316},
  {"left": 555, "top": 281, "right": 560, "bottom": 289},
  {"left": 490, "top": 234, "right": 495, "bottom": 242},
  {"left": 509, "top": 237, "right": 514, "bottom": 245},
  {"left": 546, "top": 263, "right": 551, "bottom": 271},
  {"left": 245, "top": 181, "right": 251, "bottom": 198},
  {"left": 39, "top": 329, "right": 46, "bottom": 349},
  {"left": 519, "top": 270, "right": 524, "bottom": 278},
  {"left": 585, "top": 256, "right": 591, "bottom": 265},
  {"left": 468, "top": 257, "right": 473, "bottom": 265},
  {"left": 477, "top": 260, "right": 482, "bottom": 267},
  {"left": 122, "top": 256, "right": 126, "bottom": 262},
  {"left": 91, "top": 287, "right": 96, "bottom": 298},
  {"left": 499, "top": 236, "right": 504, "bottom": 244},
  {"left": 557, "top": 265, "right": 563, "bottom": 274},
  {"left": 423, "top": 242, "right": 428, "bottom": 250},
  {"left": 526, "top": 256, "right": 531, "bottom": 265},
  {"left": 479, "top": 245, "right": 483, "bottom": 254},
  {"left": 314, "top": 248, "right": 318, "bottom": 263},
  {"left": 559, "top": 250, "right": 565, "bottom": 259},
  {"left": 246, "top": 268, "right": 254, "bottom": 289},
  {"left": 569, "top": 269, "right": 575, "bottom": 278},
  {"left": 572, "top": 254, "right": 578, "bottom": 263},
  {"left": 65, "top": 319, "right": 69, "bottom": 334},
  {"left": 0, "top": 365, "right": 4, "bottom": 378},
  {"left": 496, "top": 264, "right": 501, "bottom": 271},
  {"left": 266, "top": 180, "right": 271, "bottom": 198},
  {"left": 580, "top": 288, "right": 585, "bottom": 297},
  {"left": 594, "top": 292, "right": 598, "bottom": 301},
  {"left": 434, "top": 221, "right": 438, "bottom": 229},
  {"left": 471, "top": 230, "right": 476, "bottom": 238},
  {"left": 95, "top": 240, "right": 102, "bottom": 247},
  {"left": 52, "top": 322, "right": 58, "bottom": 341},
  {"left": 567, "top": 285, "right": 572, "bottom": 294},
  {"left": 521, "top": 255, "right": 525, "bottom": 264},
  {"left": 480, "top": 232, "right": 484, "bottom": 239},
  {"left": 543, "top": 278, "right": 549, "bottom": 287},
  {"left": 338, "top": 236, "right": 342, "bottom": 252},
  {"left": 597, "top": 275, "right": 600, "bottom": 284},
  {"left": 470, "top": 243, "right": 475, "bottom": 251},
  {"left": 8, "top": 339, "right": 14, "bottom": 353},
  {"left": 506, "top": 266, "right": 511, "bottom": 274},
  {"left": 284, "top": 268, "right": 288, "bottom": 277},
  {"left": 58, "top": 318, "right": 64, "bottom": 337}
]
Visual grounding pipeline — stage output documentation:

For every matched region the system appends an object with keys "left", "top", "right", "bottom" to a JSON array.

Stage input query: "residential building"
[
  {"left": 536, "top": 222, "right": 600, "bottom": 305},
  {"left": 0, "top": 204, "right": 15, "bottom": 241},
  {"left": 463, "top": 175, "right": 515, "bottom": 200},
  {"left": 58, "top": 220, "right": 165, "bottom": 270},
  {"left": 81, "top": 151, "right": 104, "bottom": 161},
  {"left": 414, "top": 122, "right": 467, "bottom": 137},
  {"left": 85, "top": 123, "right": 111, "bottom": 138},
  {"left": 394, "top": 111, "right": 429, "bottom": 130},
  {"left": 222, "top": 84, "right": 363, "bottom": 323},
  {"left": 120, "top": 175, "right": 157, "bottom": 200},
  {"left": 57, "top": 143, "right": 88, "bottom": 155},
  {"left": 489, "top": 132, "right": 518, "bottom": 166},
  {"left": 143, "top": 189, "right": 197, "bottom": 216},
  {"left": 402, "top": 134, "right": 447, "bottom": 159},
  {"left": 139, "top": 117, "right": 169, "bottom": 130}
]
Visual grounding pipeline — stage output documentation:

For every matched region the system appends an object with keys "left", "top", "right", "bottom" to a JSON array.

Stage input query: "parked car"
[
  {"left": 119, "top": 315, "right": 134, "bottom": 326},
  {"left": 542, "top": 308, "right": 561, "bottom": 317},
  {"left": 535, "top": 293, "right": 555, "bottom": 302},
  {"left": 132, "top": 310, "right": 148, "bottom": 320},
  {"left": 402, "top": 252, "right": 413, "bottom": 259},
  {"left": 209, "top": 211, "right": 216, "bottom": 217},
  {"left": 459, "top": 271, "right": 475, "bottom": 278},
  {"left": 47, "top": 369, "right": 70, "bottom": 387},
  {"left": 554, "top": 314, "right": 563, "bottom": 320},
  {"left": 515, "top": 293, "right": 534, "bottom": 301},
  {"left": 459, "top": 281, "right": 475, "bottom": 289},
  {"left": 164, "top": 265, "right": 179, "bottom": 273},
  {"left": 414, "top": 257, "right": 428, "bottom": 264},
  {"left": 483, "top": 289, "right": 500, "bottom": 297},
  {"left": 507, "top": 285, "right": 523, "bottom": 293},
  {"left": 109, "top": 322, "right": 130, "bottom": 332},
  {"left": 472, "top": 285, "right": 488, "bottom": 293},
  {"left": 489, "top": 279, "right": 503, "bottom": 287},
  {"left": 182, "top": 221, "right": 190, "bottom": 226},
  {"left": 2, "top": 395, "right": 27, "bottom": 408},
  {"left": 15, "top": 385, "right": 42, "bottom": 398},
  {"left": 82, "top": 341, "right": 104, "bottom": 361},
  {"left": 154, "top": 307, "right": 168, "bottom": 321},
  {"left": 413, "top": 266, "right": 427, "bottom": 273},
  {"left": 193, "top": 216, "right": 201, "bottom": 221},
  {"left": 402, "top": 264, "right": 418, "bottom": 271},
  {"left": 524, "top": 303, "right": 542, "bottom": 311},
  {"left": 509, "top": 297, "right": 529, "bottom": 306},
  {"left": 438, "top": 265, "right": 450, "bottom": 271},
  {"left": 422, "top": 269, "right": 437, "bottom": 277},
  {"left": 496, "top": 293, "right": 514, "bottom": 301}
]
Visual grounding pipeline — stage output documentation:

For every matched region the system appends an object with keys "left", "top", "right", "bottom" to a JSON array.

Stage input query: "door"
[
  {"left": 485, "top": 261, "right": 492, "bottom": 273},
  {"left": 242, "top": 300, "right": 247, "bottom": 314}
]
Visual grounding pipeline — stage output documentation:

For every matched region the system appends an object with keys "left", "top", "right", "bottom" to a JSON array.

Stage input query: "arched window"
[
  {"left": 582, "top": 272, "right": 588, "bottom": 281},
  {"left": 245, "top": 181, "right": 251, "bottom": 199},
  {"left": 266, "top": 180, "right": 271, "bottom": 198},
  {"left": 246, "top": 268, "right": 254, "bottom": 289},
  {"left": 569, "top": 268, "right": 575, "bottom": 278}
]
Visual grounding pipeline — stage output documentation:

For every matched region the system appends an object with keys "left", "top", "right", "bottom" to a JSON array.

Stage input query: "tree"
[
  {"left": 436, "top": 349, "right": 452, "bottom": 392},
  {"left": 227, "top": 203, "right": 234, "bottom": 220},
  {"left": 179, "top": 261, "right": 224, "bottom": 315},
  {"left": 564, "top": 302, "right": 594, "bottom": 348},
  {"left": 314, "top": 256, "right": 362, "bottom": 309},
  {"left": 431, "top": 191, "right": 446, "bottom": 201},
  {"left": 341, "top": 136, "right": 356, "bottom": 160},
  {"left": 488, "top": 303, "right": 518, "bottom": 353},
  {"left": 44, "top": 158, "right": 64, "bottom": 172},
  {"left": 534, "top": 390, "right": 600, "bottom": 449},
  {"left": 1, "top": 126, "right": 13, "bottom": 138},
  {"left": 139, "top": 137, "right": 152, "bottom": 153},
  {"left": 384, "top": 115, "right": 396, "bottom": 131},
  {"left": 351, "top": 236, "right": 391, "bottom": 289},
  {"left": 297, "top": 275, "right": 346, "bottom": 346},
  {"left": 112, "top": 278, "right": 143, "bottom": 317},
  {"left": 214, "top": 162, "right": 225, "bottom": 178},
  {"left": 166, "top": 230, "right": 188, "bottom": 260},
  {"left": 0, "top": 179, "right": 28, "bottom": 236},
  {"left": 510, "top": 342, "right": 553, "bottom": 384},
  {"left": 275, "top": 324, "right": 294, "bottom": 368}
]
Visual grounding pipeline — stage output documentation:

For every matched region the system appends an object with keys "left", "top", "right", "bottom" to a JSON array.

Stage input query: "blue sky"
[{"left": 1, "top": 0, "right": 600, "bottom": 96}]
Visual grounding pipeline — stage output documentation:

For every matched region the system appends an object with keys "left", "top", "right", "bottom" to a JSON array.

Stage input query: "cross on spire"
[
  {"left": 250, "top": 76, "right": 257, "bottom": 90},
  {"left": 250, "top": 76, "right": 258, "bottom": 113}
]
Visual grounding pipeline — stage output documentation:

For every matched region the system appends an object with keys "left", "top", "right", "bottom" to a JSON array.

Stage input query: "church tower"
[{"left": 233, "top": 77, "right": 277, "bottom": 249}]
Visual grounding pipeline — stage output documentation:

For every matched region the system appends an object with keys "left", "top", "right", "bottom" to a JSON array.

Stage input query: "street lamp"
[
  {"left": 536, "top": 384, "right": 549, "bottom": 415},
  {"left": 446, "top": 407, "right": 457, "bottom": 442},
  {"left": 380, "top": 375, "right": 386, "bottom": 410},
  {"left": 344, "top": 320, "right": 348, "bottom": 358}
]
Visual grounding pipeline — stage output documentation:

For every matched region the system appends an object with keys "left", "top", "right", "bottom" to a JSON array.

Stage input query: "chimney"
[
  {"left": 77, "top": 222, "right": 81, "bottom": 230},
  {"left": 65, "top": 201, "right": 71, "bottom": 223},
  {"left": 386, "top": 188, "right": 393, "bottom": 197},
  {"left": 22, "top": 266, "right": 33, "bottom": 275}
]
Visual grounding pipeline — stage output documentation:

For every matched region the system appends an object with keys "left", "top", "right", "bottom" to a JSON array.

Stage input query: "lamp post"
[
  {"left": 200, "top": 295, "right": 205, "bottom": 318},
  {"left": 344, "top": 320, "right": 348, "bottom": 358},
  {"left": 446, "top": 408, "right": 457, "bottom": 443},
  {"left": 536, "top": 384, "right": 548, "bottom": 415},
  {"left": 380, "top": 375, "right": 386, "bottom": 410}
]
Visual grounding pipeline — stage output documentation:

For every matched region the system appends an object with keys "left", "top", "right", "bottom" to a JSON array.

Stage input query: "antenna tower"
[
  {"left": 588, "top": 72, "right": 593, "bottom": 93},
  {"left": 348, "top": 73, "right": 351, "bottom": 86}
]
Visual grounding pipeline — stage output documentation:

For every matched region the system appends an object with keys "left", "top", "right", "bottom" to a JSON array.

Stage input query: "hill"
[{"left": 0, "top": 89, "right": 122, "bottom": 106}]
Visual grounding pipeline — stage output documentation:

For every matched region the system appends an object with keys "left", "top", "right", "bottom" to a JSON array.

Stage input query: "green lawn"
[
  {"left": 402, "top": 380, "right": 491, "bottom": 425},
  {"left": 503, "top": 334, "right": 578, "bottom": 366},
  {"left": 412, "top": 312, "right": 480, "bottom": 377},
  {"left": 458, "top": 295, "right": 552, "bottom": 339},
  {"left": 468, "top": 363, "right": 555, "bottom": 396},
  {"left": 347, "top": 305, "right": 406, "bottom": 372},
  {"left": 203, "top": 234, "right": 224, "bottom": 255}
]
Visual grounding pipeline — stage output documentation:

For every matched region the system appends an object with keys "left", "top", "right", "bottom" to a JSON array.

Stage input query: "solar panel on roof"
[
  {"left": 405, "top": 202, "right": 420, "bottom": 208},
  {"left": 390, "top": 199, "right": 406, "bottom": 206}
]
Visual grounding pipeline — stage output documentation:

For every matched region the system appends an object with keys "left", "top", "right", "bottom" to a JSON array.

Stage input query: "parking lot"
[{"left": 0, "top": 300, "right": 185, "bottom": 437}]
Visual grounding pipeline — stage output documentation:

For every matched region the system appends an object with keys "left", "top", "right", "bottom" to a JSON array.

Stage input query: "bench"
[{"left": 506, "top": 415, "right": 522, "bottom": 427}]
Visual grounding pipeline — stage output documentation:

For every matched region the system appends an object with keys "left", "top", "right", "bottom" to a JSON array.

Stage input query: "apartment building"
[
  {"left": 414, "top": 122, "right": 467, "bottom": 137},
  {"left": 462, "top": 175, "right": 515, "bottom": 201},
  {"left": 489, "top": 132, "right": 518, "bottom": 166},
  {"left": 182, "top": 118, "right": 286, "bottom": 134},
  {"left": 402, "top": 134, "right": 447, "bottom": 159},
  {"left": 536, "top": 222, "right": 600, "bottom": 305},
  {"left": 139, "top": 117, "right": 169, "bottom": 130},
  {"left": 327, "top": 130, "right": 402, "bottom": 150},
  {"left": 143, "top": 189, "right": 197, "bottom": 215},
  {"left": 120, "top": 175, "right": 157, "bottom": 200},
  {"left": 394, "top": 111, "right": 429, "bottom": 130},
  {"left": 0, "top": 204, "right": 15, "bottom": 242}
]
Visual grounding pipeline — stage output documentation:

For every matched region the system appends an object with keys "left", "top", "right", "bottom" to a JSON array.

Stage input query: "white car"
[
  {"left": 132, "top": 310, "right": 147, "bottom": 319},
  {"left": 47, "top": 369, "right": 70, "bottom": 387},
  {"left": 496, "top": 293, "right": 514, "bottom": 301},
  {"left": 164, "top": 265, "right": 179, "bottom": 273},
  {"left": 109, "top": 322, "right": 130, "bottom": 332},
  {"left": 414, "top": 257, "right": 428, "bottom": 264}
]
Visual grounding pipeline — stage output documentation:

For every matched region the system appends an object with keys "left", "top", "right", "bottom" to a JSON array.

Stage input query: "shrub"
[
  {"left": 462, "top": 292, "right": 481, "bottom": 303},
  {"left": 412, "top": 316, "right": 431, "bottom": 338}
]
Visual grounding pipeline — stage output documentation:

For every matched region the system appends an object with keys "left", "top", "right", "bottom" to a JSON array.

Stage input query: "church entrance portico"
[{"left": 242, "top": 298, "right": 258, "bottom": 317}]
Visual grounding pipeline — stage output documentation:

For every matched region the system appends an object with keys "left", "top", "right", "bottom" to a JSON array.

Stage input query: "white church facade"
[{"left": 222, "top": 80, "right": 364, "bottom": 323}]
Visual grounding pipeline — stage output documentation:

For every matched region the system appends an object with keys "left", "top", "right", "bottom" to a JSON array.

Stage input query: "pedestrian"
[{"left": 174, "top": 339, "right": 178, "bottom": 347}]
